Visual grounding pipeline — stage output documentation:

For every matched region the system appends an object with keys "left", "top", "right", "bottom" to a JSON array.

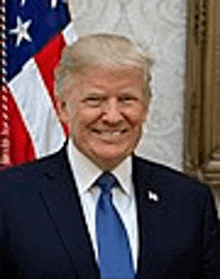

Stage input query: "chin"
[
  {"left": 95, "top": 146, "right": 129, "bottom": 157},
  {"left": 91, "top": 148, "right": 132, "bottom": 169}
]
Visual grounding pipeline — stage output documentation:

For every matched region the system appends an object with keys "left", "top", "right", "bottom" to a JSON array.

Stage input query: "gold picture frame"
[{"left": 184, "top": 0, "right": 220, "bottom": 188}]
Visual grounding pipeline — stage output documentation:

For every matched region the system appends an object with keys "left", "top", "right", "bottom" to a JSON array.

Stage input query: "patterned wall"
[{"left": 70, "top": 0, "right": 186, "bottom": 171}]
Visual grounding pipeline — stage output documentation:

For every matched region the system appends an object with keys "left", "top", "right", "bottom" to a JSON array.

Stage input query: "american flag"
[{"left": 0, "top": 0, "right": 76, "bottom": 167}]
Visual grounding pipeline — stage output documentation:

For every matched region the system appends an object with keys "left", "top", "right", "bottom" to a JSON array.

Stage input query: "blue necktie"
[{"left": 96, "top": 172, "right": 135, "bottom": 279}]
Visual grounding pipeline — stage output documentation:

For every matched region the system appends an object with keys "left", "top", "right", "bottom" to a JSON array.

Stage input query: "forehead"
[{"left": 73, "top": 66, "right": 144, "bottom": 90}]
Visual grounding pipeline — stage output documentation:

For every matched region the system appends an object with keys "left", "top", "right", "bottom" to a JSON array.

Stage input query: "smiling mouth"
[{"left": 92, "top": 129, "right": 127, "bottom": 137}]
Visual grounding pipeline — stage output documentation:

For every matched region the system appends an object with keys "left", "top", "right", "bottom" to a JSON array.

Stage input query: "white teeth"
[
  {"left": 93, "top": 130, "right": 123, "bottom": 136},
  {"left": 102, "top": 131, "right": 121, "bottom": 137},
  {"left": 93, "top": 129, "right": 126, "bottom": 137}
]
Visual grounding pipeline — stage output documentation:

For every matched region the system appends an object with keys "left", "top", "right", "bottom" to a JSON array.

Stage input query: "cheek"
[
  {"left": 125, "top": 108, "right": 146, "bottom": 126},
  {"left": 71, "top": 109, "right": 101, "bottom": 130}
]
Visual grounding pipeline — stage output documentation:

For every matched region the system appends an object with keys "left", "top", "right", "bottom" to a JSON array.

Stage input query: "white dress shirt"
[{"left": 67, "top": 140, "right": 139, "bottom": 272}]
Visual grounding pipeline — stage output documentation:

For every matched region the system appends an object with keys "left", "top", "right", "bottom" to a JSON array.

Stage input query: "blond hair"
[{"left": 54, "top": 33, "right": 154, "bottom": 101}]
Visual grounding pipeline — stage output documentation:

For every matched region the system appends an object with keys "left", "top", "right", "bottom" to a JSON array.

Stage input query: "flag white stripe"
[
  {"left": 8, "top": 22, "right": 77, "bottom": 159},
  {"left": 9, "top": 58, "right": 65, "bottom": 159}
]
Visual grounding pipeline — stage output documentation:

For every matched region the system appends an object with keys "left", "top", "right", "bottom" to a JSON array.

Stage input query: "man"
[{"left": 0, "top": 33, "right": 220, "bottom": 278}]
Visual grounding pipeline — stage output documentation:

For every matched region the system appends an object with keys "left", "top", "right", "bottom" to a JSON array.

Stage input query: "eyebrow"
[{"left": 86, "top": 84, "right": 139, "bottom": 91}]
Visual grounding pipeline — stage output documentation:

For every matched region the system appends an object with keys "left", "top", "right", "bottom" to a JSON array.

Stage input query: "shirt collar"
[{"left": 67, "top": 140, "right": 132, "bottom": 196}]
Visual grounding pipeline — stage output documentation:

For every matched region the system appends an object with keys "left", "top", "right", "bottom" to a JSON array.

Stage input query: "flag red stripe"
[
  {"left": 34, "top": 33, "right": 69, "bottom": 137},
  {"left": 8, "top": 91, "right": 36, "bottom": 165}
]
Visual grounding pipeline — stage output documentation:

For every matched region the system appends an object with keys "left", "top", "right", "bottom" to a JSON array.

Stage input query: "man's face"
[{"left": 59, "top": 66, "right": 148, "bottom": 170}]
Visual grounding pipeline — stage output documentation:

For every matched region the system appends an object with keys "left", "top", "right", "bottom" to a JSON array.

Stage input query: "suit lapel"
[
  {"left": 132, "top": 155, "right": 166, "bottom": 277},
  {"left": 37, "top": 148, "right": 167, "bottom": 278},
  {"left": 39, "top": 146, "right": 99, "bottom": 279}
]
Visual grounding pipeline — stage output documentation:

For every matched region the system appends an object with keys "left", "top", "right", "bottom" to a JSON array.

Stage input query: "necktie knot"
[{"left": 96, "top": 172, "right": 119, "bottom": 194}]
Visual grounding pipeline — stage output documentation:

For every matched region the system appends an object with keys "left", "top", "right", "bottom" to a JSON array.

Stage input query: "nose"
[{"left": 102, "top": 98, "right": 123, "bottom": 124}]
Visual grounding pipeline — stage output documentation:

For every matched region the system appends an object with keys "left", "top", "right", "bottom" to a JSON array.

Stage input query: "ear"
[
  {"left": 56, "top": 96, "right": 71, "bottom": 125},
  {"left": 144, "top": 101, "right": 152, "bottom": 123}
]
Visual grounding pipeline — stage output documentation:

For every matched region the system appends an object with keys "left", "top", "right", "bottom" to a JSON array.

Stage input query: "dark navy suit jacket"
[{"left": 0, "top": 145, "right": 220, "bottom": 278}]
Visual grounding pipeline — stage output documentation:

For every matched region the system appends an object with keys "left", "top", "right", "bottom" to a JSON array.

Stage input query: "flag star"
[
  {"left": 20, "top": 0, "right": 26, "bottom": 6},
  {"left": 9, "top": 16, "right": 32, "bottom": 47}
]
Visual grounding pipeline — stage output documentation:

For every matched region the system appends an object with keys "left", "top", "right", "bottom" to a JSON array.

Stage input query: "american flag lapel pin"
[{"left": 148, "top": 190, "right": 159, "bottom": 203}]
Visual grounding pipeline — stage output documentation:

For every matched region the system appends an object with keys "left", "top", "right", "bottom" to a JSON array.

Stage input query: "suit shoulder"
[
  {"left": 1, "top": 155, "right": 49, "bottom": 179},
  {"left": 0, "top": 147, "right": 64, "bottom": 177},
  {"left": 0, "top": 150, "right": 63, "bottom": 196},
  {"left": 133, "top": 155, "right": 211, "bottom": 197}
]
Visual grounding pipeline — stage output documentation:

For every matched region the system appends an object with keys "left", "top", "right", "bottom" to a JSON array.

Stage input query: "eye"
[
  {"left": 118, "top": 95, "right": 138, "bottom": 104},
  {"left": 83, "top": 96, "right": 103, "bottom": 107}
]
